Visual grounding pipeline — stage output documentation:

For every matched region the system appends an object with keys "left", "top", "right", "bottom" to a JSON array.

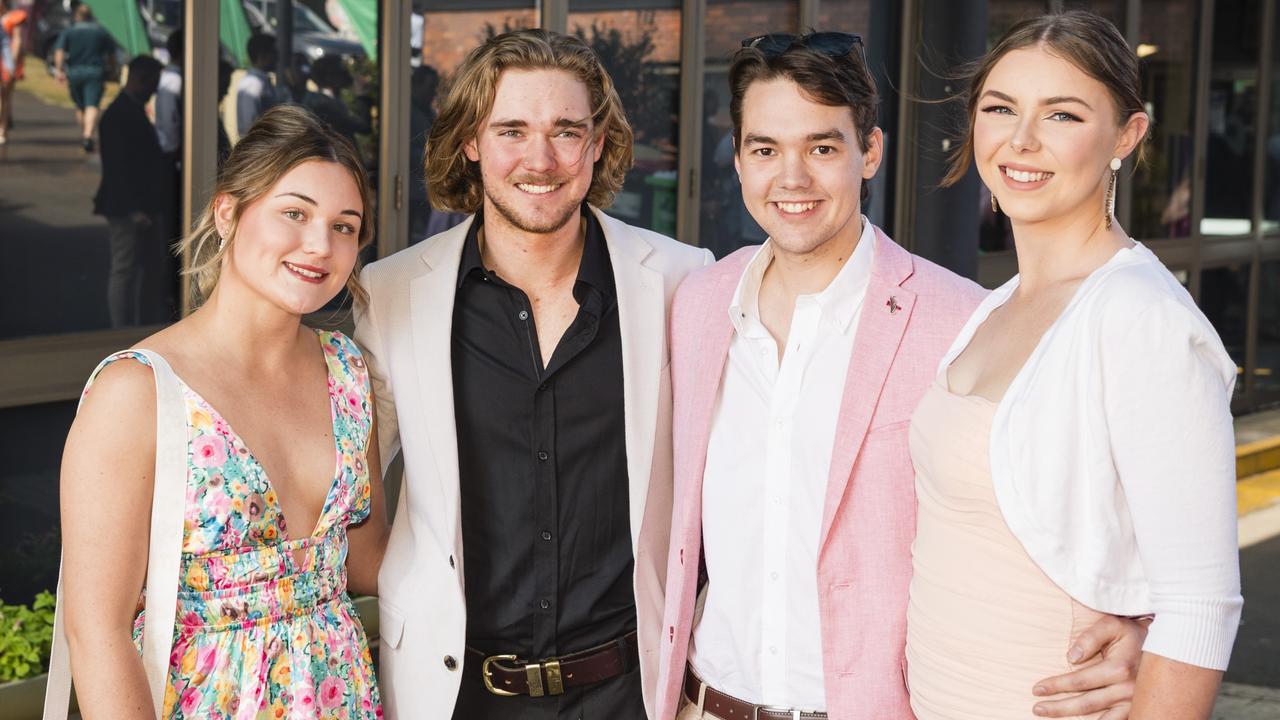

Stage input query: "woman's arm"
[
  {"left": 59, "top": 360, "right": 161, "bottom": 718},
  {"left": 1130, "top": 655, "right": 1222, "bottom": 719},
  {"left": 1103, "top": 298, "right": 1242, "bottom": 720},
  {"left": 346, "top": 410, "right": 389, "bottom": 597}
]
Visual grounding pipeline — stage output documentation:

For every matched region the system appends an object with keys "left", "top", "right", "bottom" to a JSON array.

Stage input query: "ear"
[
  {"left": 591, "top": 129, "right": 606, "bottom": 164},
  {"left": 463, "top": 136, "right": 480, "bottom": 162},
  {"left": 213, "top": 193, "right": 235, "bottom": 238},
  {"left": 860, "top": 127, "right": 885, "bottom": 180},
  {"left": 733, "top": 138, "right": 742, "bottom": 178},
  {"left": 1114, "top": 111, "right": 1151, "bottom": 162}
]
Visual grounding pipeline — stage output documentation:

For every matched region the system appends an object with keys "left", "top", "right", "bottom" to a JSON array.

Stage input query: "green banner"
[
  {"left": 83, "top": 0, "right": 149, "bottom": 57},
  {"left": 334, "top": 0, "right": 377, "bottom": 61},
  {"left": 220, "top": 0, "right": 254, "bottom": 68}
]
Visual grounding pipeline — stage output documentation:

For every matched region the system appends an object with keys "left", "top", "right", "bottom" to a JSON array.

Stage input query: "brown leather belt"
[
  {"left": 684, "top": 666, "right": 828, "bottom": 720},
  {"left": 465, "top": 630, "right": 638, "bottom": 698}
]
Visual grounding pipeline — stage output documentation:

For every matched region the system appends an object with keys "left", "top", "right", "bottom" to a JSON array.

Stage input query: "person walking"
[
  {"left": 354, "top": 28, "right": 712, "bottom": 720},
  {"left": 53, "top": 3, "right": 115, "bottom": 152},
  {"left": 0, "top": 0, "right": 28, "bottom": 145},
  {"left": 57, "top": 105, "right": 388, "bottom": 718}
]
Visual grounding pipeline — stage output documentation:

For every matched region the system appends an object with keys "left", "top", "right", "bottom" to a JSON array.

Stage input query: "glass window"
[
  {"left": 699, "top": 0, "right": 798, "bottom": 257},
  {"left": 0, "top": 5, "right": 183, "bottom": 339},
  {"left": 409, "top": 1, "right": 538, "bottom": 243},
  {"left": 1202, "top": 0, "right": 1262, "bottom": 237},
  {"left": 1258, "top": 259, "right": 1280, "bottom": 393},
  {"left": 1131, "top": 0, "right": 1200, "bottom": 240},
  {"left": 817, "top": 1, "right": 871, "bottom": 32},
  {"left": 1200, "top": 263, "right": 1250, "bottom": 395},
  {"left": 0, "top": 401, "right": 77, "bottom": 608},
  {"left": 569, "top": 0, "right": 682, "bottom": 237}
]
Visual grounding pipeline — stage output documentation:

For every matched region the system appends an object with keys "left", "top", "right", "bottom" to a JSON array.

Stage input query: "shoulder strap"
[{"left": 44, "top": 349, "right": 188, "bottom": 720}]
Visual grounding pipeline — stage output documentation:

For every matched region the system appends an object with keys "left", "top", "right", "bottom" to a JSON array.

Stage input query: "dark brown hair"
[
  {"left": 425, "top": 29, "right": 634, "bottom": 213},
  {"left": 942, "top": 10, "right": 1147, "bottom": 187},
  {"left": 181, "top": 105, "right": 374, "bottom": 308},
  {"left": 729, "top": 41, "right": 879, "bottom": 202}
]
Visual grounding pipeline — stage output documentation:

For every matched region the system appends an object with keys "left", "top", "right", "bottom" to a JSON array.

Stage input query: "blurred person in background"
[
  {"left": 236, "top": 32, "right": 278, "bottom": 137},
  {"left": 0, "top": 0, "right": 28, "bottom": 145},
  {"left": 155, "top": 29, "right": 183, "bottom": 162},
  {"left": 53, "top": 2, "right": 116, "bottom": 152},
  {"left": 94, "top": 55, "right": 168, "bottom": 327},
  {"left": 304, "top": 54, "right": 372, "bottom": 159}
]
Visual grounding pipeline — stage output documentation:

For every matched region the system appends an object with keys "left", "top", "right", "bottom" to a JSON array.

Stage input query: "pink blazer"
[{"left": 653, "top": 229, "right": 987, "bottom": 720}]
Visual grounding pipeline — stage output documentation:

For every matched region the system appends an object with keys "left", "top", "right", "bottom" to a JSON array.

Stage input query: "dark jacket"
[{"left": 94, "top": 92, "right": 170, "bottom": 218}]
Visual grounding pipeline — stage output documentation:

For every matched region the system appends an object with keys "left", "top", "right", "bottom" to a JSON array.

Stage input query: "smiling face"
[
  {"left": 735, "top": 77, "right": 882, "bottom": 257},
  {"left": 464, "top": 68, "right": 605, "bottom": 236},
  {"left": 216, "top": 159, "right": 363, "bottom": 315},
  {"left": 973, "top": 44, "right": 1148, "bottom": 227}
]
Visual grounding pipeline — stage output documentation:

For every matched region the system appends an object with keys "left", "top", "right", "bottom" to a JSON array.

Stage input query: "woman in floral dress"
[{"left": 60, "top": 105, "right": 389, "bottom": 718}]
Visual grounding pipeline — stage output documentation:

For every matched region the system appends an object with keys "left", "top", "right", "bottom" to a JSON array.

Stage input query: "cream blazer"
[
  {"left": 354, "top": 207, "right": 713, "bottom": 719},
  {"left": 937, "top": 242, "right": 1242, "bottom": 671}
]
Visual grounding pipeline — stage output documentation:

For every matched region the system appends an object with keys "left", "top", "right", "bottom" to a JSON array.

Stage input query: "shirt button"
[
  {"left": 770, "top": 571, "right": 779, "bottom": 581},
  {"left": 518, "top": 310, "right": 529, "bottom": 320},
  {"left": 539, "top": 381, "right": 549, "bottom": 392},
  {"left": 541, "top": 530, "right": 552, "bottom": 541},
  {"left": 444, "top": 655, "right": 458, "bottom": 671},
  {"left": 540, "top": 599, "right": 551, "bottom": 610},
  {"left": 769, "top": 646, "right": 778, "bottom": 655},
  {"left": 537, "top": 450, "right": 549, "bottom": 461}
]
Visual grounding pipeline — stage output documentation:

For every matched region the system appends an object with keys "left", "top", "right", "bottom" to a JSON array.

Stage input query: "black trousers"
[{"left": 452, "top": 663, "right": 646, "bottom": 720}]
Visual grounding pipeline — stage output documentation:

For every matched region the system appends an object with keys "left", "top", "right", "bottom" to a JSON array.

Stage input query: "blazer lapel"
[
  {"left": 408, "top": 217, "right": 472, "bottom": 548},
  {"left": 819, "top": 228, "right": 917, "bottom": 550},
  {"left": 594, "top": 209, "right": 668, "bottom": 548}
]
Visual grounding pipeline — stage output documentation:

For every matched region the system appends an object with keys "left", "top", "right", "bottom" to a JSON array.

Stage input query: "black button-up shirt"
[{"left": 452, "top": 210, "right": 635, "bottom": 661}]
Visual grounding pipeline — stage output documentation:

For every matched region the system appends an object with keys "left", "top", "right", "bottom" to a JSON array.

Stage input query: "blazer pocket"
[{"left": 379, "top": 601, "right": 406, "bottom": 650}]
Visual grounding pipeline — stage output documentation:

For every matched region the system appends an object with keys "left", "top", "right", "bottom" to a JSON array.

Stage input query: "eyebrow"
[
  {"left": 980, "top": 89, "right": 1095, "bottom": 111},
  {"left": 489, "top": 117, "right": 592, "bottom": 131},
  {"left": 275, "top": 191, "right": 362, "bottom": 219},
  {"left": 742, "top": 132, "right": 776, "bottom": 146},
  {"left": 742, "top": 129, "right": 847, "bottom": 145}
]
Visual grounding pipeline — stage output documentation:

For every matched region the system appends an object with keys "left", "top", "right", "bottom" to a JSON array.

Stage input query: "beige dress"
[{"left": 905, "top": 377, "right": 1105, "bottom": 720}]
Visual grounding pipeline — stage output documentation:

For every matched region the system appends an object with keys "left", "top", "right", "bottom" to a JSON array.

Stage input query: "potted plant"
[{"left": 0, "top": 590, "right": 64, "bottom": 718}]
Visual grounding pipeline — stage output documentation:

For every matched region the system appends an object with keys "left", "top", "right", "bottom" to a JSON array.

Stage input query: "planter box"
[{"left": 0, "top": 673, "right": 78, "bottom": 720}]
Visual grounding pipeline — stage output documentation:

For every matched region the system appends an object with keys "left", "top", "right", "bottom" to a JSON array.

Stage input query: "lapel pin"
[{"left": 886, "top": 296, "right": 901, "bottom": 315}]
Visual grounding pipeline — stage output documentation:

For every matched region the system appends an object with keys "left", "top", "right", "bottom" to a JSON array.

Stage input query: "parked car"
[{"left": 241, "top": 0, "right": 364, "bottom": 62}]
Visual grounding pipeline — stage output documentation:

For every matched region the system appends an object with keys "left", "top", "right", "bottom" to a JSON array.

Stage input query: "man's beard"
[{"left": 485, "top": 183, "right": 585, "bottom": 235}]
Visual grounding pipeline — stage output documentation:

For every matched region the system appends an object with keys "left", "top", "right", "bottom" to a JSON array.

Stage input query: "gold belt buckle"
[{"left": 482, "top": 654, "right": 520, "bottom": 696}]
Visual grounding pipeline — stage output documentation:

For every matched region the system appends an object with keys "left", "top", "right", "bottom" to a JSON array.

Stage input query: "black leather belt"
[{"left": 465, "top": 631, "right": 638, "bottom": 698}]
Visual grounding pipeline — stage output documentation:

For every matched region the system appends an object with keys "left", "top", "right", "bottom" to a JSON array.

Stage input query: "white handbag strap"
[{"left": 44, "top": 349, "right": 189, "bottom": 720}]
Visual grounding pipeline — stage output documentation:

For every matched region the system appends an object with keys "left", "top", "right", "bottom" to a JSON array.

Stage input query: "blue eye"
[
  {"left": 1049, "top": 111, "right": 1081, "bottom": 122},
  {"left": 981, "top": 105, "right": 1014, "bottom": 115}
]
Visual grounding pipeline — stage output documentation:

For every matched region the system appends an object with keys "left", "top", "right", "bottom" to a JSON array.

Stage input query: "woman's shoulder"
[
  {"left": 316, "top": 328, "right": 370, "bottom": 385},
  {"left": 1081, "top": 245, "right": 1203, "bottom": 323}
]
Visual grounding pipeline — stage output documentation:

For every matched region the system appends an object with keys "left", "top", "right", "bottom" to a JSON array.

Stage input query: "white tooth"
[
  {"left": 777, "top": 201, "right": 817, "bottom": 214},
  {"left": 518, "top": 183, "right": 557, "bottom": 194}
]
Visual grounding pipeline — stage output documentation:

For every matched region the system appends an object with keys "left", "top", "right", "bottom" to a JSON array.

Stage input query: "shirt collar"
[
  {"left": 456, "top": 207, "right": 615, "bottom": 300},
  {"left": 727, "top": 215, "right": 876, "bottom": 336}
]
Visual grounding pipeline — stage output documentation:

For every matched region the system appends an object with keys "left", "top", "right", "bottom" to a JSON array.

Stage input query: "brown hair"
[
  {"left": 180, "top": 104, "right": 374, "bottom": 308},
  {"left": 425, "top": 29, "right": 634, "bottom": 212},
  {"left": 942, "top": 9, "right": 1147, "bottom": 187},
  {"left": 729, "top": 40, "right": 880, "bottom": 203}
]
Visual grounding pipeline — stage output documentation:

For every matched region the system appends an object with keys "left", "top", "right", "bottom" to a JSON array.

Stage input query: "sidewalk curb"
[{"left": 1237, "top": 436, "right": 1280, "bottom": 479}]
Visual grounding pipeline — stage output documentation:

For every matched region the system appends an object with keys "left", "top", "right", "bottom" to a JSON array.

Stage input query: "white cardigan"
[{"left": 937, "top": 242, "right": 1243, "bottom": 671}]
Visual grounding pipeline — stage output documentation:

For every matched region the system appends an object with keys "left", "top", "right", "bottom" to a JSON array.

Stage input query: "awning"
[
  {"left": 333, "top": 0, "right": 377, "bottom": 61},
  {"left": 220, "top": 0, "right": 253, "bottom": 68},
  {"left": 83, "top": 0, "right": 149, "bottom": 57}
]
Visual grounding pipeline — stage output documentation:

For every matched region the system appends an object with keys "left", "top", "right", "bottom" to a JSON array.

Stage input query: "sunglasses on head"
[{"left": 740, "top": 31, "right": 864, "bottom": 59}]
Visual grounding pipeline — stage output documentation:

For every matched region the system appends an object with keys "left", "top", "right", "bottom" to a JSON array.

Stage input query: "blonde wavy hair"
[
  {"left": 426, "top": 29, "right": 634, "bottom": 212},
  {"left": 180, "top": 105, "right": 374, "bottom": 309}
]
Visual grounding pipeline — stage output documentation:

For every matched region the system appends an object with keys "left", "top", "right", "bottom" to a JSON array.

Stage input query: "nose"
[
  {"left": 522, "top": 133, "right": 557, "bottom": 174},
  {"left": 301, "top": 222, "right": 335, "bottom": 257},
  {"left": 1009, "top": 115, "right": 1040, "bottom": 153},
  {"left": 777, "top": 151, "right": 812, "bottom": 190}
]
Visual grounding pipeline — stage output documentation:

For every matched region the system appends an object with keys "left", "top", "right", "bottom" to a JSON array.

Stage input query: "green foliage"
[{"left": 0, "top": 591, "right": 56, "bottom": 683}]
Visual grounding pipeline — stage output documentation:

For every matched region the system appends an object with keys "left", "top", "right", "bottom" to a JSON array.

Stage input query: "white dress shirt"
[
  {"left": 155, "top": 64, "right": 182, "bottom": 154},
  {"left": 690, "top": 218, "right": 875, "bottom": 709}
]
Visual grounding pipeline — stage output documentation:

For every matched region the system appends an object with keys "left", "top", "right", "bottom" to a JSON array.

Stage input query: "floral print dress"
[{"left": 84, "top": 330, "right": 382, "bottom": 719}]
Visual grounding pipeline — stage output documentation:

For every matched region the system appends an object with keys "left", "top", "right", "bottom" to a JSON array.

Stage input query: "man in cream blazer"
[{"left": 355, "top": 30, "right": 711, "bottom": 720}]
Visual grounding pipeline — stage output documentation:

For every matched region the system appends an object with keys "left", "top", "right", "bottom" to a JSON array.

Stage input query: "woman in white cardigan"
[{"left": 904, "top": 10, "right": 1241, "bottom": 720}]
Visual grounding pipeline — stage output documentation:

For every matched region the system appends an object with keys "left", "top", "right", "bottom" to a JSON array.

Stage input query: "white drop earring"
[{"left": 1105, "top": 157, "right": 1121, "bottom": 229}]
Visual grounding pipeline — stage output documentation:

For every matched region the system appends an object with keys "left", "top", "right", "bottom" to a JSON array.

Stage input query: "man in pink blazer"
[{"left": 653, "top": 33, "right": 1147, "bottom": 720}]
